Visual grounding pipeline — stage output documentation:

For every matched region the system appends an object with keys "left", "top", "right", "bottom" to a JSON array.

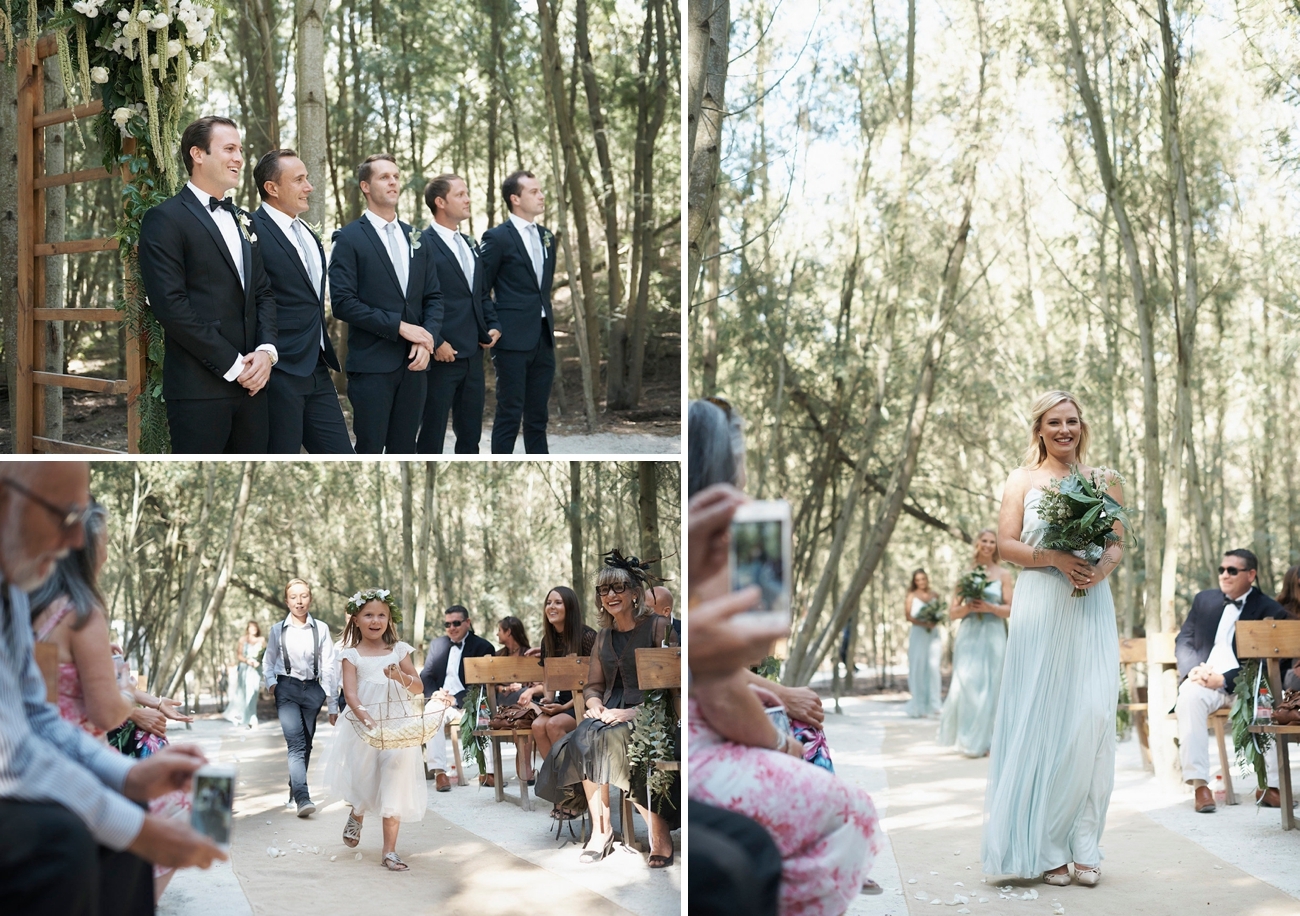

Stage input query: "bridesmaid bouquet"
[
  {"left": 1036, "top": 468, "right": 1131, "bottom": 596},
  {"left": 957, "top": 566, "right": 992, "bottom": 602},
  {"left": 914, "top": 597, "right": 946, "bottom": 625}
]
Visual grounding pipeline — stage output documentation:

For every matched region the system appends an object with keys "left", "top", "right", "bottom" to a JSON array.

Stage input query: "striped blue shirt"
[{"left": 0, "top": 581, "right": 145, "bottom": 850}]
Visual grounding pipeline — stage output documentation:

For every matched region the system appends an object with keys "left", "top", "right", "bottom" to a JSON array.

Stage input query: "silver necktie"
[
  {"left": 385, "top": 221, "right": 409, "bottom": 295},
  {"left": 291, "top": 220, "right": 321, "bottom": 295}
]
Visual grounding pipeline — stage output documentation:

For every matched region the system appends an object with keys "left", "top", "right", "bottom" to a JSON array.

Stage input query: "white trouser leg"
[
  {"left": 1177, "top": 678, "right": 1231, "bottom": 784},
  {"left": 426, "top": 726, "right": 448, "bottom": 771}
]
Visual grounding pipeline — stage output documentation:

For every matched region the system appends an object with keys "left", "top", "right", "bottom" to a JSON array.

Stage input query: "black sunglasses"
[
  {"left": 1218, "top": 566, "right": 1253, "bottom": 577},
  {"left": 596, "top": 582, "right": 631, "bottom": 597},
  {"left": 0, "top": 478, "right": 91, "bottom": 532},
  {"left": 444, "top": 619, "right": 468, "bottom": 628}
]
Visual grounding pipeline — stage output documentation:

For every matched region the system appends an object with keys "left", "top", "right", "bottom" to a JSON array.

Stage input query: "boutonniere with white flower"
[
  {"left": 305, "top": 221, "right": 324, "bottom": 241},
  {"left": 540, "top": 228, "right": 553, "bottom": 253},
  {"left": 408, "top": 226, "right": 422, "bottom": 255},
  {"left": 463, "top": 234, "right": 480, "bottom": 256},
  {"left": 237, "top": 211, "right": 258, "bottom": 244}
]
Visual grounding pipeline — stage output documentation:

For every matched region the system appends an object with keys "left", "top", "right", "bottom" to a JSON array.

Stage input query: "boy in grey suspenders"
[{"left": 264, "top": 579, "right": 337, "bottom": 817}]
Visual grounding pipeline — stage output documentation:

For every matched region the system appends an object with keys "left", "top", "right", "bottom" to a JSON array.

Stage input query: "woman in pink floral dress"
[{"left": 30, "top": 502, "right": 193, "bottom": 902}]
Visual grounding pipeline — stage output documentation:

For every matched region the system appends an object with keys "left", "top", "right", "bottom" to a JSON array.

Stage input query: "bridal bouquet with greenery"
[
  {"left": 956, "top": 566, "right": 992, "bottom": 603},
  {"left": 913, "top": 596, "right": 946, "bottom": 626},
  {"left": 1036, "top": 468, "right": 1131, "bottom": 597}
]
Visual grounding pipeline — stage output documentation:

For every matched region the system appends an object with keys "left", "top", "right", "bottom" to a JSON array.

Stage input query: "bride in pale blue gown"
[
  {"left": 938, "top": 529, "right": 1012, "bottom": 756},
  {"left": 903, "top": 570, "right": 942, "bottom": 717},
  {"left": 982, "top": 391, "right": 1123, "bottom": 888}
]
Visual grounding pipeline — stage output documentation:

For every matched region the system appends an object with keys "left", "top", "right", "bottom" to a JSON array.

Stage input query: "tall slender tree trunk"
[
  {"left": 414, "top": 462, "right": 435, "bottom": 647},
  {"left": 401, "top": 463, "right": 415, "bottom": 643},
  {"left": 637, "top": 462, "right": 662, "bottom": 564},
  {"left": 164, "top": 462, "right": 257, "bottom": 697},
  {"left": 569, "top": 462, "right": 585, "bottom": 614},
  {"left": 295, "top": 0, "right": 328, "bottom": 232},
  {"left": 687, "top": 0, "right": 729, "bottom": 293}
]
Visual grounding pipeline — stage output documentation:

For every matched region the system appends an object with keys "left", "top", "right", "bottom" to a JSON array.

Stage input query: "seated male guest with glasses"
[
  {"left": 419, "top": 606, "right": 496, "bottom": 790},
  {"left": 1175, "top": 549, "right": 1287, "bottom": 812}
]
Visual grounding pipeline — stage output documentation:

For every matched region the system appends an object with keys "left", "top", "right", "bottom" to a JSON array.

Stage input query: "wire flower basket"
[{"left": 344, "top": 683, "right": 455, "bottom": 750}]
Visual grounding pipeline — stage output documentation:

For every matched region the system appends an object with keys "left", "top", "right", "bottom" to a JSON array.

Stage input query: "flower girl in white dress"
[{"left": 325, "top": 589, "right": 427, "bottom": 871}]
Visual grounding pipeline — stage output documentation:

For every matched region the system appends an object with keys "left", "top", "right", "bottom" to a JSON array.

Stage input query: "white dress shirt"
[
  {"left": 364, "top": 209, "right": 409, "bottom": 295},
  {"left": 1206, "top": 587, "right": 1253, "bottom": 677},
  {"left": 443, "top": 640, "right": 465, "bottom": 695},
  {"left": 263, "top": 615, "right": 336, "bottom": 689},
  {"left": 430, "top": 220, "right": 475, "bottom": 288},
  {"left": 260, "top": 203, "right": 326, "bottom": 349},
  {"left": 186, "top": 183, "right": 278, "bottom": 380},
  {"left": 508, "top": 211, "right": 547, "bottom": 316}
]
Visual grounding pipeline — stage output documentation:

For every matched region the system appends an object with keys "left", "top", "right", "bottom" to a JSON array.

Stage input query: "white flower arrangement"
[
  {"left": 90, "top": 67, "right": 110, "bottom": 84},
  {"left": 237, "top": 211, "right": 258, "bottom": 244},
  {"left": 540, "top": 228, "right": 553, "bottom": 253},
  {"left": 408, "top": 226, "right": 422, "bottom": 253}
]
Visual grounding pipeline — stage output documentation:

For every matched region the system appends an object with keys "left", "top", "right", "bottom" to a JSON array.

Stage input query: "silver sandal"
[
  {"left": 342, "top": 812, "right": 362, "bottom": 848},
  {"left": 382, "top": 852, "right": 409, "bottom": 871}
]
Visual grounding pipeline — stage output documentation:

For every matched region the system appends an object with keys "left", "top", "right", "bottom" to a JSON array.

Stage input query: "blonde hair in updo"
[{"left": 1022, "top": 390, "right": 1090, "bottom": 468}]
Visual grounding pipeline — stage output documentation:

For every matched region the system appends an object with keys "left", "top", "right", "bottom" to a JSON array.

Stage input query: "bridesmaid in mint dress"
[
  {"left": 904, "top": 570, "right": 942, "bottom": 717},
  {"left": 938, "top": 529, "right": 1012, "bottom": 756},
  {"left": 982, "top": 391, "right": 1123, "bottom": 888}
]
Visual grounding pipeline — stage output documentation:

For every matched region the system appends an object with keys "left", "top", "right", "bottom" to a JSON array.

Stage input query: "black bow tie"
[
  {"left": 450, "top": 640, "right": 464, "bottom": 650},
  {"left": 209, "top": 196, "right": 237, "bottom": 215},
  {"left": 1228, "top": 596, "right": 1246, "bottom": 611}
]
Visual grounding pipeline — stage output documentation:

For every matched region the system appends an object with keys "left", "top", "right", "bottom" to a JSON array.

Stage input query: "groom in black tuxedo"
[
  {"left": 416, "top": 174, "right": 501, "bottom": 454},
  {"left": 250, "top": 149, "right": 353, "bottom": 454},
  {"left": 329, "top": 154, "right": 443, "bottom": 453},
  {"left": 479, "top": 170, "right": 557, "bottom": 454},
  {"left": 137, "top": 116, "right": 278, "bottom": 452},
  {"left": 419, "top": 606, "right": 498, "bottom": 790}
]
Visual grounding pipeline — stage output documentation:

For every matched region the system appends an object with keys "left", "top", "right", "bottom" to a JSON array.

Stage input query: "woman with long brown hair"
[{"left": 903, "top": 569, "right": 942, "bottom": 717}]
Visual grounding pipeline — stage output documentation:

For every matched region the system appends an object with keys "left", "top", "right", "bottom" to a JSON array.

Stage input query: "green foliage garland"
[
  {"left": 628, "top": 688, "right": 678, "bottom": 809},
  {"left": 6, "top": 0, "right": 220, "bottom": 451},
  {"left": 459, "top": 684, "right": 488, "bottom": 775},
  {"left": 1230, "top": 659, "right": 1271, "bottom": 793}
]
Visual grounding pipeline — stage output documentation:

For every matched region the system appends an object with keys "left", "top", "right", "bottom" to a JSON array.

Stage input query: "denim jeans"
[{"left": 276, "top": 675, "right": 325, "bottom": 804}]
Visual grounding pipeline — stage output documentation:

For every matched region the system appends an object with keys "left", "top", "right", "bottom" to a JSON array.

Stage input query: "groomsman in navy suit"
[
  {"left": 137, "top": 116, "right": 277, "bottom": 452},
  {"left": 416, "top": 174, "right": 501, "bottom": 453},
  {"left": 250, "top": 149, "right": 353, "bottom": 453},
  {"left": 328, "top": 154, "right": 443, "bottom": 453},
  {"left": 479, "top": 170, "right": 557, "bottom": 454}
]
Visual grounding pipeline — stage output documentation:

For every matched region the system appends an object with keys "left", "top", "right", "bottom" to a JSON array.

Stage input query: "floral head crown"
[
  {"left": 346, "top": 587, "right": 402, "bottom": 625},
  {"left": 600, "top": 549, "right": 669, "bottom": 589}
]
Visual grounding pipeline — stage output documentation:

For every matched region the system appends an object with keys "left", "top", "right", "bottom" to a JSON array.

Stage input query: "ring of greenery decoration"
[{"left": 2, "top": 0, "right": 221, "bottom": 451}]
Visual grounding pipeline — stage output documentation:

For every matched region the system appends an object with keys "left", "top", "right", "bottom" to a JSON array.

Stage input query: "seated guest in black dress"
[
  {"left": 519, "top": 586, "right": 597, "bottom": 818},
  {"left": 539, "top": 551, "right": 679, "bottom": 867}
]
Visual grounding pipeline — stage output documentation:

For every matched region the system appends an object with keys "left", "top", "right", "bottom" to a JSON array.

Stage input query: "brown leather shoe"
[
  {"left": 479, "top": 774, "right": 495, "bottom": 788},
  {"left": 435, "top": 772, "right": 451, "bottom": 792},
  {"left": 1255, "top": 787, "right": 1289, "bottom": 808},
  {"left": 1194, "top": 785, "right": 1216, "bottom": 813}
]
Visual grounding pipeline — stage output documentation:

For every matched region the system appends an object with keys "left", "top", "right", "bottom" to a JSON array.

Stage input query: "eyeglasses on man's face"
[
  {"left": 444, "top": 618, "right": 468, "bottom": 629},
  {"left": 0, "top": 478, "right": 91, "bottom": 533},
  {"left": 1218, "top": 566, "right": 1253, "bottom": 577},
  {"left": 596, "top": 582, "right": 630, "bottom": 597}
]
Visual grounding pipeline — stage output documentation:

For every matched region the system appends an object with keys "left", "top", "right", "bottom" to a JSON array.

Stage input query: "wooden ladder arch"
[{"left": 11, "top": 34, "right": 146, "bottom": 454}]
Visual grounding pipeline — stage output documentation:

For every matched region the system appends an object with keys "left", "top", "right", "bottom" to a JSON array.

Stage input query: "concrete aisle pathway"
[
  {"left": 162, "top": 716, "right": 678, "bottom": 916},
  {"left": 822, "top": 696, "right": 1300, "bottom": 916}
]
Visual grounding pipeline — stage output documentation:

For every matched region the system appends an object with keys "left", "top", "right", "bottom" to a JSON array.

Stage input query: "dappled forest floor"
[{"left": 0, "top": 325, "right": 681, "bottom": 453}]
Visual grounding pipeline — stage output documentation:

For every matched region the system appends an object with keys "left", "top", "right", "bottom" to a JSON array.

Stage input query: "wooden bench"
[
  {"left": 1118, "top": 637, "right": 1151, "bottom": 767},
  {"left": 543, "top": 655, "right": 590, "bottom": 699},
  {"left": 463, "top": 655, "right": 544, "bottom": 812},
  {"left": 1149, "top": 631, "right": 1237, "bottom": 805},
  {"left": 1236, "top": 619, "right": 1300, "bottom": 829},
  {"left": 619, "top": 646, "right": 682, "bottom": 853}
]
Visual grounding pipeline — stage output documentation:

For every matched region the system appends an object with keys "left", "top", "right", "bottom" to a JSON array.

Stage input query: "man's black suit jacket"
[
  {"left": 250, "top": 206, "right": 340, "bottom": 377},
  {"left": 420, "top": 226, "right": 500, "bottom": 358},
  {"left": 478, "top": 219, "right": 555, "bottom": 353},
  {"left": 419, "top": 632, "right": 496, "bottom": 705},
  {"left": 328, "top": 216, "right": 443, "bottom": 373},
  {"left": 1175, "top": 587, "right": 1286, "bottom": 693},
  {"left": 137, "top": 190, "right": 277, "bottom": 399}
]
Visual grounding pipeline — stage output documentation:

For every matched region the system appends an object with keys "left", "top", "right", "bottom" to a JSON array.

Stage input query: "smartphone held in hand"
[
  {"left": 191, "top": 763, "right": 236, "bottom": 847},
  {"left": 729, "top": 499, "right": 793, "bottom": 630}
]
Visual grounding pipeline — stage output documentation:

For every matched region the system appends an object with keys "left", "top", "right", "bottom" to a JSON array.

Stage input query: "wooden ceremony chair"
[
  {"left": 618, "top": 646, "right": 682, "bottom": 853},
  {"left": 463, "top": 655, "right": 544, "bottom": 812},
  {"left": 1236, "top": 619, "right": 1300, "bottom": 829}
]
